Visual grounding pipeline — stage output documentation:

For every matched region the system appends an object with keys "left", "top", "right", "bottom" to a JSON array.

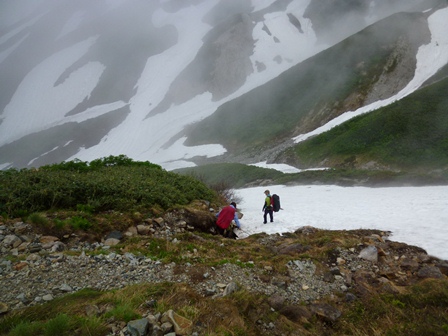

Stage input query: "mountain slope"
[
  {"left": 0, "top": 0, "right": 447, "bottom": 171},
  {"left": 183, "top": 10, "right": 431, "bottom": 157},
  {"left": 281, "top": 76, "right": 448, "bottom": 172}
]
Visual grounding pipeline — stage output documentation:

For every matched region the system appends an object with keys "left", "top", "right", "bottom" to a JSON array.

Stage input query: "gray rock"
[
  {"left": 358, "top": 245, "right": 378, "bottom": 262},
  {"left": 417, "top": 266, "right": 445, "bottom": 279},
  {"left": 127, "top": 318, "right": 149, "bottom": 336}
]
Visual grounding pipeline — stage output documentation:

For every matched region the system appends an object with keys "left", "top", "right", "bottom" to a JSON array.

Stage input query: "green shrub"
[
  {"left": 53, "top": 219, "right": 66, "bottom": 230},
  {"left": 9, "top": 321, "right": 44, "bottom": 336},
  {"left": 76, "top": 204, "right": 95, "bottom": 214},
  {"left": 43, "top": 314, "right": 71, "bottom": 336},
  {"left": 104, "top": 304, "right": 140, "bottom": 322},
  {"left": 0, "top": 156, "right": 217, "bottom": 217},
  {"left": 28, "top": 213, "right": 49, "bottom": 227},
  {"left": 69, "top": 216, "right": 92, "bottom": 231}
]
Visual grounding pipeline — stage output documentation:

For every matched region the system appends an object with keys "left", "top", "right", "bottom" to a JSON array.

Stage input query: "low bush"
[{"left": 0, "top": 155, "right": 218, "bottom": 218}]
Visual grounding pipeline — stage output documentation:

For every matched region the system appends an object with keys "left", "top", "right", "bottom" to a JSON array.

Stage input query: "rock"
[
  {"left": 223, "top": 282, "right": 238, "bottom": 296},
  {"left": 13, "top": 222, "right": 28, "bottom": 234},
  {"left": 85, "top": 305, "right": 100, "bottom": 317},
  {"left": 436, "top": 261, "right": 448, "bottom": 276},
  {"left": 279, "top": 305, "right": 312, "bottom": 322},
  {"left": 345, "top": 293, "right": 357, "bottom": 302},
  {"left": 153, "top": 218, "right": 165, "bottom": 227},
  {"left": 106, "top": 231, "right": 123, "bottom": 240},
  {"left": 0, "top": 302, "right": 9, "bottom": 314},
  {"left": 127, "top": 318, "right": 149, "bottom": 336},
  {"left": 42, "top": 294, "right": 54, "bottom": 301},
  {"left": 400, "top": 258, "right": 419, "bottom": 272},
  {"left": 3, "top": 235, "right": 22, "bottom": 248},
  {"left": 137, "top": 224, "right": 152, "bottom": 235},
  {"left": 125, "top": 226, "right": 138, "bottom": 237},
  {"left": 60, "top": 284, "right": 73, "bottom": 292},
  {"left": 358, "top": 245, "right": 378, "bottom": 262},
  {"left": 278, "top": 243, "right": 310, "bottom": 255},
  {"left": 51, "top": 241, "right": 66, "bottom": 252},
  {"left": 14, "top": 262, "right": 29, "bottom": 271},
  {"left": 417, "top": 266, "right": 445, "bottom": 279},
  {"left": 104, "top": 238, "right": 120, "bottom": 246},
  {"left": 268, "top": 293, "right": 285, "bottom": 310},
  {"left": 309, "top": 303, "right": 342, "bottom": 322},
  {"left": 161, "top": 310, "right": 192, "bottom": 336},
  {"left": 40, "top": 236, "right": 59, "bottom": 244}
]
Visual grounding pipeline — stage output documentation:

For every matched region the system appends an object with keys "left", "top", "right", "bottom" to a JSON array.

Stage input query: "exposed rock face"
[{"left": 148, "top": 13, "right": 255, "bottom": 117}]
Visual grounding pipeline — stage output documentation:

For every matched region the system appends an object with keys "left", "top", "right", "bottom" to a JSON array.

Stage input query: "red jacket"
[{"left": 216, "top": 205, "right": 236, "bottom": 229}]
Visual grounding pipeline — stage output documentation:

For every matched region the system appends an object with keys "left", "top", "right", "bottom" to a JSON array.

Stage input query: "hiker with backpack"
[
  {"left": 216, "top": 202, "right": 241, "bottom": 238},
  {"left": 262, "top": 190, "right": 274, "bottom": 224},
  {"left": 262, "top": 190, "right": 282, "bottom": 224}
]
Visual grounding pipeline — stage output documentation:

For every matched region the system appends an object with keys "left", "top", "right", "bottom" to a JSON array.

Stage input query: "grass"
[
  {"left": 337, "top": 279, "right": 448, "bottom": 335},
  {"left": 290, "top": 76, "right": 448, "bottom": 173}
]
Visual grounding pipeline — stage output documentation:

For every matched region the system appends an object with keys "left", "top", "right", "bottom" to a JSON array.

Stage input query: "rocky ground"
[{"left": 1, "top": 208, "right": 448, "bottom": 335}]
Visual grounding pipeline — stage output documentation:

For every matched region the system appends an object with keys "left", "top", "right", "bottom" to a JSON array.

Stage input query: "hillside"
[
  {"left": 280, "top": 76, "right": 448, "bottom": 173},
  {"left": 184, "top": 10, "right": 431, "bottom": 159},
  {"left": 0, "top": 161, "right": 447, "bottom": 335},
  {"left": 1, "top": 1, "right": 447, "bottom": 172}
]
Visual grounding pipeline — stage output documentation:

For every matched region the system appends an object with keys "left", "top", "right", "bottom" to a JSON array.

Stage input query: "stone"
[
  {"left": 42, "top": 294, "right": 54, "bottom": 301},
  {"left": 106, "top": 231, "right": 123, "bottom": 240},
  {"left": 127, "top": 318, "right": 149, "bottom": 336},
  {"left": 161, "top": 310, "right": 192, "bottom": 336},
  {"left": 417, "top": 266, "right": 445, "bottom": 279},
  {"left": 104, "top": 238, "right": 120, "bottom": 246},
  {"left": 309, "top": 303, "right": 342, "bottom": 322},
  {"left": 60, "top": 284, "right": 73, "bottom": 292},
  {"left": 85, "top": 305, "right": 100, "bottom": 317},
  {"left": 0, "top": 302, "right": 9, "bottom": 314},
  {"left": 137, "top": 224, "right": 152, "bottom": 235},
  {"left": 358, "top": 245, "right": 378, "bottom": 262},
  {"left": 268, "top": 293, "right": 285, "bottom": 310},
  {"left": 223, "top": 282, "right": 238, "bottom": 296},
  {"left": 40, "top": 236, "right": 59, "bottom": 244},
  {"left": 400, "top": 258, "right": 419, "bottom": 272},
  {"left": 3, "top": 235, "right": 22, "bottom": 248}
]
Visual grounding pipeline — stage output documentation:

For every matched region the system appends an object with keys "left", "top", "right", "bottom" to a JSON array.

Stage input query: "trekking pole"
[{"left": 237, "top": 228, "right": 251, "bottom": 236}]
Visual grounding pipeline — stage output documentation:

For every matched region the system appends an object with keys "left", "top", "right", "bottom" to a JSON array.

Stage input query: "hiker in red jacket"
[{"left": 216, "top": 202, "right": 241, "bottom": 238}]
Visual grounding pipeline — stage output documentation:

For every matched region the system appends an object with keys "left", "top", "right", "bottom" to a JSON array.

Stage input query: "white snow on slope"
[
  {"left": 293, "top": 7, "right": 448, "bottom": 144},
  {"left": 0, "top": 36, "right": 105, "bottom": 146},
  {"left": 65, "top": 0, "right": 322, "bottom": 169},
  {"left": 235, "top": 184, "right": 448, "bottom": 261}
]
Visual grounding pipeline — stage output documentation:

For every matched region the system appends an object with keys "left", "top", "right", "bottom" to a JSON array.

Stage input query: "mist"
[{"left": 0, "top": 0, "right": 445, "bottom": 170}]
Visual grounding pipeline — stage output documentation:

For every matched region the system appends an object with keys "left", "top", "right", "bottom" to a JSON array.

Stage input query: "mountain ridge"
[{"left": 0, "top": 0, "right": 447, "bottom": 172}]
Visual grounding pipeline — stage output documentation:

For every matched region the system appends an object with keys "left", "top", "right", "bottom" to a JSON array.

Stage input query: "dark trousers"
[
  {"left": 264, "top": 208, "right": 273, "bottom": 223},
  {"left": 216, "top": 225, "right": 226, "bottom": 236},
  {"left": 215, "top": 224, "right": 237, "bottom": 239}
]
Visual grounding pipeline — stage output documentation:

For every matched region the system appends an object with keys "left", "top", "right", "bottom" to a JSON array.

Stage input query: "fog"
[{"left": 0, "top": 0, "right": 444, "bottom": 170}]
